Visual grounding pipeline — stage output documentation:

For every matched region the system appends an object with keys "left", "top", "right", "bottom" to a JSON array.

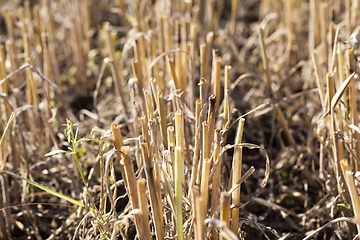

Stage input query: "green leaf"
[
  {"left": 337, "top": 203, "right": 354, "bottom": 216},
  {"left": 337, "top": 203, "right": 352, "bottom": 210},
  {"left": 78, "top": 146, "right": 86, "bottom": 156},
  {"left": 0, "top": 112, "right": 15, "bottom": 147},
  {"left": 115, "top": 50, "right": 122, "bottom": 58},
  {"left": 3, "top": 171, "right": 91, "bottom": 211},
  {"left": 77, "top": 138, "right": 94, "bottom": 142},
  {"left": 44, "top": 149, "right": 70, "bottom": 157}
]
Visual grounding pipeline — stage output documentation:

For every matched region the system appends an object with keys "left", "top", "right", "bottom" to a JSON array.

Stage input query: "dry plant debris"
[{"left": 1, "top": 0, "right": 360, "bottom": 239}]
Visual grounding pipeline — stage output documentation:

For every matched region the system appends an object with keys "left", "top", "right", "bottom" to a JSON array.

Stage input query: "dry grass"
[{"left": 1, "top": 0, "right": 360, "bottom": 239}]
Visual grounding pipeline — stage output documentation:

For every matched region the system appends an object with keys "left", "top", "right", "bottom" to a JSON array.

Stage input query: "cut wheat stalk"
[
  {"left": 180, "top": 18, "right": 188, "bottom": 97},
  {"left": 158, "top": 92, "right": 168, "bottom": 149},
  {"left": 4, "top": 39, "right": 18, "bottom": 88},
  {"left": 137, "top": 178, "right": 152, "bottom": 239},
  {"left": 230, "top": 0, "right": 237, "bottom": 36},
  {"left": 141, "top": 116, "right": 150, "bottom": 153},
  {"left": 347, "top": 48, "right": 360, "bottom": 170},
  {"left": 175, "top": 146, "right": 184, "bottom": 240},
  {"left": 200, "top": 43, "right": 206, "bottom": 79},
  {"left": 148, "top": 120, "right": 163, "bottom": 217},
  {"left": 212, "top": 57, "right": 221, "bottom": 114},
  {"left": 3, "top": 11, "right": 18, "bottom": 88},
  {"left": 220, "top": 192, "right": 231, "bottom": 240},
  {"left": 158, "top": 15, "right": 165, "bottom": 55},
  {"left": 231, "top": 118, "right": 245, "bottom": 234},
  {"left": 210, "top": 129, "right": 222, "bottom": 240},
  {"left": 195, "top": 120, "right": 209, "bottom": 188},
  {"left": 199, "top": 78, "right": 207, "bottom": 109},
  {"left": 111, "top": 123, "right": 127, "bottom": 191},
  {"left": 200, "top": 157, "right": 210, "bottom": 217},
  {"left": 167, "top": 126, "right": 175, "bottom": 180},
  {"left": 190, "top": 22, "right": 197, "bottom": 67},
  {"left": 32, "top": 4, "right": 41, "bottom": 52},
  {"left": 43, "top": 0, "right": 60, "bottom": 84},
  {"left": 222, "top": 66, "right": 231, "bottom": 130},
  {"left": 140, "top": 140, "right": 164, "bottom": 240},
  {"left": 188, "top": 99, "right": 202, "bottom": 199},
  {"left": 132, "top": 59, "right": 143, "bottom": 87},
  {"left": 41, "top": 33, "right": 51, "bottom": 123},
  {"left": 340, "top": 159, "right": 360, "bottom": 234},
  {"left": 326, "top": 73, "right": 348, "bottom": 205},
  {"left": 165, "top": 17, "right": 172, "bottom": 52},
  {"left": 23, "top": 33, "right": 39, "bottom": 107},
  {"left": 175, "top": 19, "right": 182, "bottom": 94},
  {"left": 136, "top": 36, "right": 148, "bottom": 81},
  {"left": 144, "top": 90, "right": 154, "bottom": 120},
  {"left": 24, "top": 1, "right": 35, "bottom": 51},
  {"left": 120, "top": 146, "right": 145, "bottom": 239},
  {"left": 0, "top": 45, "right": 10, "bottom": 119},
  {"left": 0, "top": 44, "right": 8, "bottom": 170},
  {"left": 98, "top": 137, "right": 105, "bottom": 216},
  {"left": 202, "top": 121, "right": 210, "bottom": 161},
  {"left": 211, "top": 128, "right": 222, "bottom": 211},
  {"left": 311, "top": 51, "right": 326, "bottom": 110},
  {"left": 68, "top": 0, "right": 87, "bottom": 88},
  {"left": 309, "top": 0, "right": 317, "bottom": 54},
  {"left": 167, "top": 57, "right": 179, "bottom": 91},
  {"left": 205, "top": 32, "right": 214, "bottom": 83},
  {"left": 346, "top": 0, "right": 351, "bottom": 37},
  {"left": 195, "top": 195, "right": 205, "bottom": 240},
  {"left": 207, "top": 95, "right": 216, "bottom": 154},
  {"left": 191, "top": 186, "right": 200, "bottom": 239},
  {"left": 350, "top": 0, "right": 357, "bottom": 32},
  {"left": 175, "top": 110, "right": 185, "bottom": 184},
  {"left": 208, "top": 0, "right": 214, "bottom": 30}
]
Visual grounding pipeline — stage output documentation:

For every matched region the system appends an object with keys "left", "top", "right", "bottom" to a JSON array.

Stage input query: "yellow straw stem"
[
  {"left": 205, "top": 32, "right": 214, "bottom": 83},
  {"left": 223, "top": 65, "right": 231, "bottom": 130},
  {"left": 175, "top": 146, "right": 183, "bottom": 240},
  {"left": 199, "top": 78, "right": 207, "bottom": 109},
  {"left": 200, "top": 157, "right": 211, "bottom": 236},
  {"left": 137, "top": 178, "right": 152, "bottom": 239},
  {"left": 120, "top": 146, "right": 145, "bottom": 239},
  {"left": 203, "top": 121, "right": 210, "bottom": 160},
  {"left": 231, "top": 118, "right": 245, "bottom": 234},
  {"left": 213, "top": 57, "right": 221, "bottom": 114},
  {"left": 340, "top": 160, "right": 360, "bottom": 234},
  {"left": 220, "top": 192, "right": 231, "bottom": 240},
  {"left": 168, "top": 57, "right": 180, "bottom": 90},
  {"left": 175, "top": 110, "right": 184, "bottom": 183},
  {"left": 141, "top": 142, "right": 164, "bottom": 240},
  {"left": 111, "top": 123, "right": 126, "bottom": 186},
  {"left": 200, "top": 43, "right": 206, "bottom": 79},
  {"left": 348, "top": 48, "right": 360, "bottom": 170},
  {"left": 158, "top": 92, "right": 168, "bottom": 149},
  {"left": 230, "top": 0, "right": 238, "bottom": 36},
  {"left": 144, "top": 90, "right": 154, "bottom": 120},
  {"left": 211, "top": 129, "right": 222, "bottom": 220},
  {"left": 175, "top": 110, "right": 184, "bottom": 148},
  {"left": 195, "top": 195, "right": 205, "bottom": 240},
  {"left": 207, "top": 95, "right": 216, "bottom": 152},
  {"left": 132, "top": 59, "right": 143, "bottom": 87},
  {"left": 141, "top": 116, "right": 150, "bottom": 149}
]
